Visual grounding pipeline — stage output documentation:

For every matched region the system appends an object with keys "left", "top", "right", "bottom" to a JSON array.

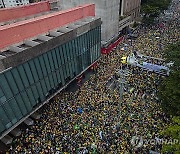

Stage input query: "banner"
[{"left": 101, "top": 36, "right": 124, "bottom": 54}]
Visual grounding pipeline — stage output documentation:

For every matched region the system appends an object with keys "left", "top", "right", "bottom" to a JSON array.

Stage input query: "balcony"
[{"left": 119, "top": 16, "right": 131, "bottom": 30}]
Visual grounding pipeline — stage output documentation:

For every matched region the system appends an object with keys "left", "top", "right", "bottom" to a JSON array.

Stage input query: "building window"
[{"left": 119, "top": 0, "right": 122, "bottom": 16}]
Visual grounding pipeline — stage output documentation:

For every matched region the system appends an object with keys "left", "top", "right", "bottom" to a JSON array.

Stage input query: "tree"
[
  {"left": 159, "top": 71, "right": 180, "bottom": 116},
  {"left": 141, "top": 4, "right": 159, "bottom": 16},
  {"left": 141, "top": 0, "right": 171, "bottom": 24},
  {"left": 163, "top": 42, "right": 180, "bottom": 71},
  {"left": 159, "top": 42, "right": 180, "bottom": 153},
  {"left": 160, "top": 116, "right": 180, "bottom": 153},
  {"left": 158, "top": 42, "right": 180, "bottom": 116}
]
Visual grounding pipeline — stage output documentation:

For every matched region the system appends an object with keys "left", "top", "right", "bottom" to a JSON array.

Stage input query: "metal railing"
[{"left": 119, "top": 16, "right": 131, "bottom": 30}]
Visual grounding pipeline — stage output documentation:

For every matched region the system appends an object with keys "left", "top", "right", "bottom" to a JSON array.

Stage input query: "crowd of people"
[{"left": 8, "top": 0, "right": 179, "bottom": 153}]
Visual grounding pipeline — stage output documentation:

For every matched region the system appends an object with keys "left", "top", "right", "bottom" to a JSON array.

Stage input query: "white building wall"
[{"left": 59, "top": 0, "right": 120, "bottom": 44}]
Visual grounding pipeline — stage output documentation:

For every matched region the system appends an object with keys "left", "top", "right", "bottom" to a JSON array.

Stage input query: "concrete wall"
[
  {"left": 60, "top": 0, "right": 120, "bottom": 44},
  {"left": 0, "top": 4, "right": 95, "bottom": 50},
  {"left": 0, "top": 1, "right": 50, "bottom": 23},
  {"left": 123, "top": 0, "right": 141, "bottom": 21}
]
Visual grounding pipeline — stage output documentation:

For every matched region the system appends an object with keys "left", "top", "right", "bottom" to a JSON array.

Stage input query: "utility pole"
[{"left": 116, "top": 65, "right": 128, "bottom": 125}]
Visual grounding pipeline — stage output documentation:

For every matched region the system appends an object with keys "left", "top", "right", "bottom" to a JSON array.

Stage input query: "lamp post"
[{"left": 116, "top": 65, "right": 129, "bottom": 125}]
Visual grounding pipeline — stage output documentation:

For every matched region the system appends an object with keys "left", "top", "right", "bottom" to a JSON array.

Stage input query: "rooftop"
[
  {"left": 0, "top": 3, "right": 95, "bottom": 51},
  {"left": 0, "top": 16, "right": 101, "bottom": 72}
]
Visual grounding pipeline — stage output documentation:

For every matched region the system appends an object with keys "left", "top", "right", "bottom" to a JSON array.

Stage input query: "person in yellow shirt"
[{"left": 121, "top": 56, "right": 127, "bottom": 64}]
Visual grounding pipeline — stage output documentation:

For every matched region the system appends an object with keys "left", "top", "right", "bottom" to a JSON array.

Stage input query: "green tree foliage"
[
  {"left": 159, "top": 71, "right": 180, "bottom": 116},
  {"left": 141, "top": 4, "right": 159, "bottom": 16},
  {"left": 163, "top": 42, "right": 180, "bottom": 71},
  {"left": 159, "top": 43, "right": 180, "bottom": 153},
  {"left": 160, "top": 116, "right": 180, "bottom": 153},
  {"left": 141, "top": 0, "right": 171, "bottom": 24},
  {"left": 158, "top": 42, "right": 180, "bottom": 116}
]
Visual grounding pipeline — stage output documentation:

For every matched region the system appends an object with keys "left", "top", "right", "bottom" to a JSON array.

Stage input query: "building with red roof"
[{"left": 0, "top": 1, "right": 101, "bottom": 140}]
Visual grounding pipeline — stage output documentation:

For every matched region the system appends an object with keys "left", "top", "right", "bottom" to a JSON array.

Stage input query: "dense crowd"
[{"left": 8, "top": 0, "right": 179, "bottom": 153}]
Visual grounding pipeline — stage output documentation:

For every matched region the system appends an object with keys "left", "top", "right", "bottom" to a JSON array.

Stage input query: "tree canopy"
[
  {"left": 159, "top": 42, "right": 180, "bottom": 153},
  {"left": 163, "top": 42, "right": 180, "bottom": 71},
  {"left": 158, "top": 42, "right": 180, "bottom": 116},
  {"left": 160, "top": 116, "right": 180, "bottom": 153},
  {"left": 141, "top": 0, "right": 171, "bottom": 24}
]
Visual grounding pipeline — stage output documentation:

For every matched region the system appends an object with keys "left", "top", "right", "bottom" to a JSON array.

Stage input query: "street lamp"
[{"left": 116, "top": 65, "right": 129, "bottom": 126}]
